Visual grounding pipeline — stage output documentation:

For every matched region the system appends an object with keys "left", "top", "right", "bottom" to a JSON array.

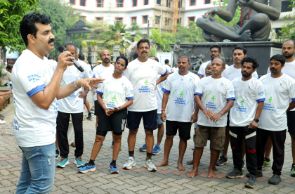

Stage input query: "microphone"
[{"left": 72, "top": 59, "right": 84, "bottom": 72}]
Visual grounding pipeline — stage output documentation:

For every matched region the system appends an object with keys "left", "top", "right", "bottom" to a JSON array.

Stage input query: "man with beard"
[
  {"left": 226, "top": 57, "right": 265, "bottom": 189},
  {"left": 12, "top": 12, "right": 101, "bottom": 193},
  {"left": 217, "top": 46, "right": 258, "bottom": 166},
  {"left": 257, "top": 54, "right": 295, "bottom": 185},
  {"left": 92, "top": 50, "right": 114, "bottom": 127},
  {"left": 197, "top": 45, "right": 222, "bottom": 78},
  {"left": 281, "top": 40, "right": 295, "bottom": 177},
  {"left": 123, "top": 39, "right": 167, "bottom": 172}
]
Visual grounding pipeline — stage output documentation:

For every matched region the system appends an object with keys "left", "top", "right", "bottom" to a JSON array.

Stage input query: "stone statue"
[{"left": 196, "top": 0, "right": 281, "bottom": 42}]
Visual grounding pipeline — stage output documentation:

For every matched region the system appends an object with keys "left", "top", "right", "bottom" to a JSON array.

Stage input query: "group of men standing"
[{"left": 10, "top": 12, "right": 295, "bottom": 193}]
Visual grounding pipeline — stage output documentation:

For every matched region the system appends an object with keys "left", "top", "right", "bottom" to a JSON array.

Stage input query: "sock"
[
  {"left": 110, "top": 160, "right": 116, "bottom": 167},
  {"left": 89, "top": 160, "right": 95, "bottom": 165},
  {"left": 146, "top": 152, "right": 152, "bottom": 160},
  {"left": 129, "top": 151, "right": 134, "bottom": 157}
]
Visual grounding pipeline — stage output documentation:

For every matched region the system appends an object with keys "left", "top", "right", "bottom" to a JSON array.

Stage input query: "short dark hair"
[
  {"left": 64, "top": 43, "right": 76, "bottom": 50},
  {"left": 137, "top": 38, "right": 150, "bottom": 48},
  {"left": 210, "top": 45, "right": 221, "bottom": 52},
  {"left": 164, "top": 59, "right": 169, "bottom": 64},
  {"left": 178, "top": 55, "right": 191, "bottom": 64},
  {"left": 270, "top": 54, "right": 285, "bottom": 66},
  {"left": 20, "top": 12, "right": 51, "bottom": 46},
  {"left": 241, "top": 57, "right": 259, "bottom": 69},
  {"left": 116, "top": 55, "right": 128, "bottom": 67},
  {"left": 232, "top": 46, "right": 247, "bottom": 55}
]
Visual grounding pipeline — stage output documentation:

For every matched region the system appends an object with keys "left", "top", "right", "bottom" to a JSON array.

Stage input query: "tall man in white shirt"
[
  {"left": 257, "top": 54, "right": 295, "bottom": 185},
  {"left": 188, "top": 57, "right": 235, "bottom": 178},
  {"left": 226, "top": 57, "right": 265, "bottom": 189},
  {"left": 198, "top": 45, "right": 222, "bottom": 78},
  {"left": 12, "top": 12, "right": 101, "bottom": 193},
  {"left": 217, "top": 46, "right": 258, "bottom": 166},
  {"left": 158, "top": 56, "right": 199, "bottom": 171},
  {"left": 123, "top": 39, "right": 167, "bottom": 172},
  {"left": 281, "top": 40, "right": 295, "bottom": 177},
  {"left": 56, "top": 43, "right": 91, "bottom": 168}
]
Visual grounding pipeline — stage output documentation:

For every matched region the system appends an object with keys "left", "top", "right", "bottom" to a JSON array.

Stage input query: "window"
[
  {"left": 179, "top": 0, "right": 183, "bottom": 8},
  {"left": 190, "top": 0, "right": 196, "bottom": 6},
  {"left": 132, "top": 0, "right": 137, "bottom": 6},
  {"left": 142, "top": 15, "right": 148, "bottom": 24},
  {"left": 115, "top": 17, "right": 123, "bottom": 23},
  {"left": 164, "top": 17, "right": 171, "bottom": 26},
  {"left": 177, "top": 17, "right": 182, "bottom": 24},
  {"left": 117, "top": 0, "right": 124, "bottom": 7},
  {"left": 166, "top": 0, "right": 171, "bottom": 7},
  {"left": 131, "top": 16, "right": 137, "bottom": 24},
  {"left": 188, "top": 16, "right": 195, "bottom": 23},
  {"left": 204, "top": 0, "right": 211, "bottom": 4},
  {"left": 96, "top": 17, "right": 103, "bottom": 22},
  {"left": 155, "top": 16, "right": 161, "bottom": 25},
  {"left": 70, "top": 0, "right": 75, "bottom": 5},
  {"left": 96, "top": 0, "right": 103, "bottom": 7},
  {"left": 80, "top": 0, "right": 86, "bottom": 6},
  {"left": 144, "top": 0, "right": 149, "bottom": 5},
  {"left": 156, "top": 0, "right": 161, "bottom": 5},
  {"left": 281, "top": 0, "right": 292, "bottom": 12}
]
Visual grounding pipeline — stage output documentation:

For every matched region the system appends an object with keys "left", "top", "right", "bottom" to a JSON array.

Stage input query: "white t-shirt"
[
  {"left": 96, "top": 75, "right": 134, "bottom": 109},
  {"left": 92, "top": 64, "right": 114, "bottom": 100},
  {"left": 259, "top": 73, "right": 295, "bottom": 131},
  {"left": 196, "top": 76, "right": 235, "bottom": 127},
  {"left": 156, "top": 65, "right": 173, "bottom": 114},
  {"left": 282, "top": 60, "right": 295, "bottom": 111},
  {"left": 163, "top": 71, "right": 199, "bottom": 122},
  {"left": 57, "top": 62, "right": 90, "bottom": 113},
  {"left": 124, "top": 58, "right": 167, "bottom": 112},
  {"left": 197, "top": 60, "right": 211, "bottom": 77},
  {"left": 11, "top": 49, "right": 57, "bottom": 147},
  {"left": 230, "top": 77, "right": 265, "bottom": 126},
  {"left": 223, "top": 64, "right": 258, "bottom": 81}
]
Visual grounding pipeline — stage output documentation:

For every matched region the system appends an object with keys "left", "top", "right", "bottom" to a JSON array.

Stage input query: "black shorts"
[
  {"left": 96, "top": 105, "right": 127, "bottom": 136},
  {"left": 287, "top": 111, "right": 295, "bottom": 136},
  {"left": 127, "top": 110, "right": 157, "bottom": 131},
  {"left": 166, "top": 120, "right": 192, "bottom": 140},
  {"left": 94, "top": 100, "right": 99, "bottom": 116}
]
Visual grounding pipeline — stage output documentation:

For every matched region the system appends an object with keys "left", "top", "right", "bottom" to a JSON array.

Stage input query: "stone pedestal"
[{"left": 173, "top": 41, "right": 282, "bottom": 76}]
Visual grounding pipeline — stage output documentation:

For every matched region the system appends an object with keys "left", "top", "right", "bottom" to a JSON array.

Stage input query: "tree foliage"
[
  {"left": 175, "top": 22, "right": 204, "bottom": 44},
  {"left": 0, "top": 0, "right": 38, "bottom": 51},
  {"left": 150, "top": 29, "right": 175, "bottom": 52},
  {"left": 278, "top": 0, "right": 295, "bottom": 40}
]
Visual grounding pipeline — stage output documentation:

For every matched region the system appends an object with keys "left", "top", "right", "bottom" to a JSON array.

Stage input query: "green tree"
[
  {"left": 175, "top": 22, "right": 204, "bottom": 43},
  {"left": 38, "top": 0, "right": 79, "bottom": 56},
  {"left": 150, "top": 29, "right": 175, "bottom": 52},
  {"left": 278, "top": 0, "right": 295, "bottom": 40},
  {"left": 0, "top": 0, "right": 38, "bottom": 51}
]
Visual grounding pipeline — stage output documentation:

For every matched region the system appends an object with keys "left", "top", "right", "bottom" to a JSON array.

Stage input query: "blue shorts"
[{"left": 127, "top": 110, "right": 157, "bottom": 131}]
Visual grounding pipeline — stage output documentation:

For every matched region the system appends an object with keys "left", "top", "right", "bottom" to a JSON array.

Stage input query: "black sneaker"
[
  {"left": 268, "top": 174, "right": 281, "bottom": 185},
  {"left": 245, "top": 174, "right": 256, "bottom": 189},
  {"left": 226, "top": 168, "right": 243, "bottom": 179},
  {"left": 290, "top": 163, "right": 295, "bottom": 177},
  {"left": 86, "top": 113, "right": 92, "bottom": 120},
  {"left": 216, "top": 156, "right": 227, "bottom": 166}
]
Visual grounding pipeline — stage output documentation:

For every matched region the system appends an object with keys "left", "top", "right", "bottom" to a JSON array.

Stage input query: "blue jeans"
[{"left": 16, "top": 143, "right": 55, "bottom": 194}]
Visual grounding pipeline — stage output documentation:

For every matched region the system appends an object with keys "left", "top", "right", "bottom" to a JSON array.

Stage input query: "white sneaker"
[
  {"left": 123, "top": 157, "right": 136, "bottom": 170},
  {"left": 145, "top": 159, "right": 157, "bottom": 172},
  {"left": 0, "top": 119, "right": 6, "bottom": 124}
]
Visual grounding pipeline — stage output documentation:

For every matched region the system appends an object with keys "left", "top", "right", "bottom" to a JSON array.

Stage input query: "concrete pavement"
[{"left": 1, "top": 103, "right": 295, "bottom": 193}]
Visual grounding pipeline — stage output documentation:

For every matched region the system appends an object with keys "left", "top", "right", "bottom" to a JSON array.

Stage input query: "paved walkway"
[{"left": 1, "top": 103, "right": 295, "bottom": 193}]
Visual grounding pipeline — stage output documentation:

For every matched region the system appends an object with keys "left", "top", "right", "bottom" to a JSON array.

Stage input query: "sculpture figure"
[{"left": 197, "top": 0, "right": 281, "bottom": 42}]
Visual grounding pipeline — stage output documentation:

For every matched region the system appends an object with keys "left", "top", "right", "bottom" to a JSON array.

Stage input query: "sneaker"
[
  {"left": 139, "top": 144, "right": 147, "bottom": 152},
  {"left": 245, "top": 174, "right": 256, "bottom": 189},
  {"left": 263, "top": 158, "right": 271, "bottom": 168},
  {"left": 0, "top": 119, "right": 6, "bottom": 124},
  {"left": 86, "top": 113, "right": 92, "bottom": 120},
  {"left": 246, "top": 170, "right": 263, "bottom": 178},
  {"left": 74, "top": 158, "right": 86, "bottom": 168},
  {"left": 56, "top": 158, "right": 69, "bottom": 168},
  {"left": 145, "top": 159, "right": 157, "bottom": 172},
  {"left": 78, "top": 163, "right": 96, "bottom": 173},
  {"left": 55, "top": 149, "right": 59, "bottom": 159},
  {"left": 123, "top": 157, "right": 136, "bottom": 170},
  {"left": 109, "top": 164, "right": 119, "bottom": 174},
  {"left": 290, "top": 164, "right": 295, "bottom": 177},
  {"left": 216, "top": 155, "right": 227, "bottom": 166},
  {"left": 268, "top": 174, "right": 281, "bottom": 185},
  {"left": 226, "top": 168, "right": 243, "bottom": 179},
  {"left": 152, "top": 145, "right": 161, "bottom": 155}
]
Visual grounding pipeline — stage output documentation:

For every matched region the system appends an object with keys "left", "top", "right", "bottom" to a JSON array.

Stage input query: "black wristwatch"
[{"left": 254, "top": 119, "right": 259, "bottom": 123}]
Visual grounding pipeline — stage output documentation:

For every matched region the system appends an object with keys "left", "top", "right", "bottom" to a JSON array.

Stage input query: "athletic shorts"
[
  {"left": 287, "top": 111, "right": 295, "bottom": 137},
  {"left": 96, "top": 105, "right": 127, "bottom": 136},
  {"left": 127, "top": 110, "right": 157, "bottom": 131},
  {"left": 166, "top": 120, "right": 192, "bottom": 140},
  {"left": 94, "top": 100, "right": 99, "bottom": 116},
  {"left": 195, "top": 125, "right": 226, "bottom": 151}
]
